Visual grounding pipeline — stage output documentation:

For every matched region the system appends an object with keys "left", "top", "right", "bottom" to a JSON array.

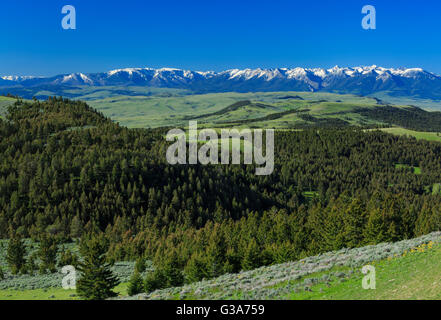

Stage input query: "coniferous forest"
[{"left": 2, "top": 97, "right": 441, "bottom": 293}]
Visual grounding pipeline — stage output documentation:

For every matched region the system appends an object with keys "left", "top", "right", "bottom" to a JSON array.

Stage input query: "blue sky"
[{"left": 1, "top": 0, "right": 441, "bottom": 76}]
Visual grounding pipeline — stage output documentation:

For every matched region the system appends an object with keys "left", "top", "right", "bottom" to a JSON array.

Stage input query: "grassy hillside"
[
  {"left": 84, "top": 90, "right": 441, "bottom": 131},
  {"left": 370, "top": 91, "right": 441, "bottom": 111},
  {"left": 379, "top": 127, "right": 441, "bottom": 142},
  {"left": 4, "top": 87, "right": 440, "bottom": 132},
  {"left": 85, "top": 91, "right": 379, "bottom": 128},
  {"left": 119, "top": 232, "right": 441, "bottom": 300}
]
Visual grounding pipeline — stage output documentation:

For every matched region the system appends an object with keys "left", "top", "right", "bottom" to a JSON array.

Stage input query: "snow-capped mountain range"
[{"left": 2, "top": 65, "right": 441, "bottom": 99}]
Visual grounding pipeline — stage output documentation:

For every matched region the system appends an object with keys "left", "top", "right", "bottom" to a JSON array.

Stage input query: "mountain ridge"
[{"left": 2, "top": 65, "right": 441, "bottom": 99}]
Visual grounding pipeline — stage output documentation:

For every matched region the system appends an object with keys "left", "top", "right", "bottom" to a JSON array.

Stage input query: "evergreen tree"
[
  {"left": 37, "top": 234, "right": 58, "bottom": 273},
  {"left": 6, "top": 237, "right": 27, "bottom": 274},
  {"left": 127, "top": 271, "right": 144, "bottom": 296},
  {"left": 184, "top": 252, "right": 210, "bottom": 283},
  {"left": 241, "top": 238, "right": 261, "bottom": 271},
  {"left": 27, "top": 252, "right": 38, "bottom": 275},
  {"left": 144, "top": 269, "right": 167, "bottom": 293},
  {"left": 134, "top": 257, "right": 146, "bottom": 273},
  {"left": 58, "top": 245, "right": 79, "bottom": 268},
  {"left": 76, "top": 235, "right": 120, "bottom": 300},
  {"left": 161, "top": 251, "right": 184, "bottom": 287},
  {"left": 342, "top": 199, "right": 366, "bottom": 247}
]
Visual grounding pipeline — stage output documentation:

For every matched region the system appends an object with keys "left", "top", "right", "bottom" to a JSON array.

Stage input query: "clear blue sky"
[{"left": 1, "top": 0, "right": 441, "bottom": 76}]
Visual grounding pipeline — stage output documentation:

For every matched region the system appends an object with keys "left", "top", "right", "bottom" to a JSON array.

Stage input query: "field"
[
  {"left": 3, "top": 88, "right": 441, "bottom": 133},
  {"left": 368, "top": 91, "right": 441, "bottom": 111},
  {"left": 380, "top": 127, "right": 441, "bottom": 142},
  {"left": 83, "top": 89, "right": 441, "bottom": 132},
  {"left": 85, "top": 90, "right": 380, "bottom": 128}
]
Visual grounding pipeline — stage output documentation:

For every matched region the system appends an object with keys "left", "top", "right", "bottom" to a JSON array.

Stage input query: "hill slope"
[
  {"left": 121, "top": 232, "right": 441, "bottom": 300},
  {"left": 84, "top": 91, "right": 441, "bottom": 129}
]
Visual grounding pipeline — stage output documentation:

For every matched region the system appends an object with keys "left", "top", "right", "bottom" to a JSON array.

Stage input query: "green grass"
[
  {"left": 84, "top": 90, "right": 380, "bottom": 128},
  {"left": 395, "top": 163, "right": 422, "bottom": 174},
  {"left": 288, "top": 242, "right": 441, "bottom": 300},
  {"left": 370, "top": 91, "right": 441, "bottom": 111},
  {"left": 302, "top": 191, "right": 319, "bottom": 199},
  {"left": 380, "top": 127, "right": 441, "bottom": 142},
  {"left": 0, "top": 282, "right": 129, "bottom": 300},
  {"left": 178, "top": 239, "right": 441, "bottom": 300}
]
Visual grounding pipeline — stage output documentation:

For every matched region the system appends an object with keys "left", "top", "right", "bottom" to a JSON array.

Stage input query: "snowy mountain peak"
[{"left": 1, "top": 65, "right": 440, "bottom": 99}]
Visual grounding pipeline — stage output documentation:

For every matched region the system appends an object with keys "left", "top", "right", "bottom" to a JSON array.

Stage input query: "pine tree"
[
  {"left": 184, "top": 252, "right": 210, "bottom": 283},
  {"left": 27, "top": 252, "right": 38, "bottom": 275},
  {"left": 161, "top": 251, "right": 184, "bottom": 287},
  {"left": 127, "top": 271, "right": 144, "bottom": 296},
  {"left": 70, "top": 215, "right": 83, "bottom": 238},
  {"left": 134, "top": 257, "right": 146, "bottom": 273},
  {"left": 342, "top": 198, "right": 366, "bottom": 247},
  {"left": 76, "top": 235, "right": 120, "bottom": 300},
  {"left": 6, "top": 237, "right": 27, "bottom": 274},
  {"left": 58, "top": 245, "right": 79, "bottom": 268},
  {"left": 241, "top": 238, "right": 261, "bottom": 271},
  {"left": 37, "top": 234, "right": 58, "bottom": 273},
  {"left": 144, "top": 269, "right": 167, "bottom": 293}
]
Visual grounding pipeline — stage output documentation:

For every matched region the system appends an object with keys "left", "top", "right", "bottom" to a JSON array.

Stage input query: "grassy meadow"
[
  {"left": 380, "top": 127, "right": 441, "bottom": 142},
  {"left": 85, "top": 90, "right": 381, "bottom": 128}
]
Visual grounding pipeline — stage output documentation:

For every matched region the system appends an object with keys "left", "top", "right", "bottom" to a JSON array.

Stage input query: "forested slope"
[{"left": 2, "top": 98, "right": 441, "bottom": 289}]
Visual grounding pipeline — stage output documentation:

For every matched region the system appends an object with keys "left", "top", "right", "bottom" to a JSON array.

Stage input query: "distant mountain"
[{"left": 2, "top": 65, "right": 441, "bottom": 99}]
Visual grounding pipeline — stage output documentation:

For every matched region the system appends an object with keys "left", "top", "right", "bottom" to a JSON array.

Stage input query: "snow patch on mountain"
[{"left": 1, "top": 65, "right": 440, "bottom": 98}]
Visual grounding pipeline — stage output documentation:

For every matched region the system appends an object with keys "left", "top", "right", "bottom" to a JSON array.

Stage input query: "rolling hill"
[{"left": 84, "top": 91, "right": 441, "bottom": 130}]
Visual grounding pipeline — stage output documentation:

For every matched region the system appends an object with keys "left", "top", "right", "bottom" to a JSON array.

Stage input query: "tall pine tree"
[{"left": 76, "top": 235, "right": 120, "bottom": 300}]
